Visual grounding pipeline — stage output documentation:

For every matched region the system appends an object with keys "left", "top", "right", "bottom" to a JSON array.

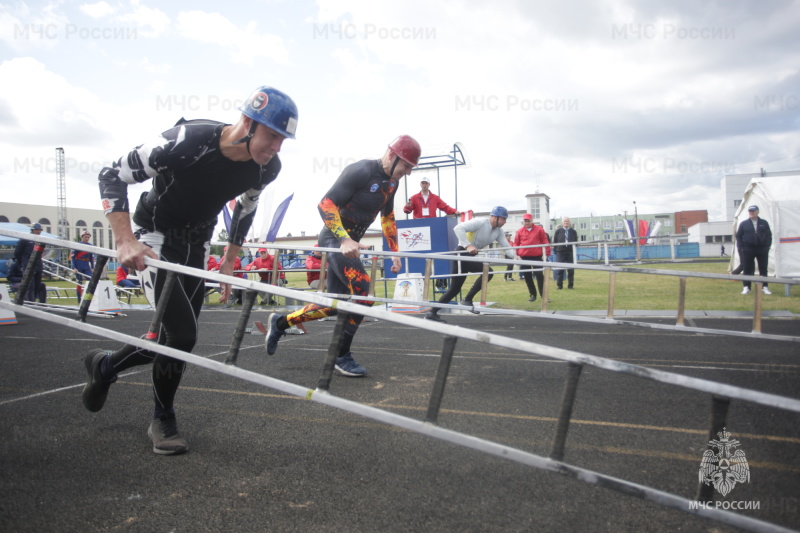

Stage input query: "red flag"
[
  {"left": 638, "top": 219, "right": 649, "bottom": 245},
  {"left": 460, "top": 210, "right": 474, "bottom": 222}
]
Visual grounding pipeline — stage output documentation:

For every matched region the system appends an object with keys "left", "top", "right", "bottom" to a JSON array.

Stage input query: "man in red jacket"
[
  {"left": 403, "top": 177, "right": 459, "bottom": 219},
  {"left": 513, "top": 214, "right": 550, "bottom": 302},
  {"left": 245, "top": 248, "right": 285, "bottom": 305},
  {"left": 306, "top": 246, "right": 322, "bottom": 289}
]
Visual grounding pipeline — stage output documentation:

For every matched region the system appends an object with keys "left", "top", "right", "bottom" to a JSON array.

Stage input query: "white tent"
[
  {"left": 729, "top": 177, "right": 800, "bottom": 278},
  {"left": 0, "top": 222, "right": 62, "bottom": 246}
]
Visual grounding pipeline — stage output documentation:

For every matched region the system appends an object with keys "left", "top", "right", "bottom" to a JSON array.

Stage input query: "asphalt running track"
[{"left": 1, "top": 306, "right": 798, "bottom": 532}]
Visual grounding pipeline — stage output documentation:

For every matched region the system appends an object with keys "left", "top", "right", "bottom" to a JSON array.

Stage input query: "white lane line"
[
  {"left": 0, "top": 370, "right": 140, "bottom": 406},
  {"left": 0, "top": 344, "right": 249, "bottom": 407}
]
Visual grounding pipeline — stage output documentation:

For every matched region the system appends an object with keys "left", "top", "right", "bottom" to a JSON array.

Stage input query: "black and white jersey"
[{"left": 98, "top": 119, "right": 281, "bottom": 245}]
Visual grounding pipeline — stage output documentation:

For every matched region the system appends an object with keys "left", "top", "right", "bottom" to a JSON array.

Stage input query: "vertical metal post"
[
  {"left": 318, "top": 253, "right": 328, "bottom": 292},
  {"left": 317, "top": 311, "right": 348, "bottom": 391},
  {"left": 144, "top": 271, "right": 178, "bottom": 341},
  {"left": 271, "top": 253, "right": 280, "bottom": 304},
  {"left": 423, "top": 259, "right": 432, "bottom": 301},
  {"left": 676, "top": 277, "right": 687, "bottom": 327},
  {"left": 752, "top": 282, "right": 763, "bottom": 334},
  {"left": 425, "top": 335, "right": 458, "bottom": 423},
  {"left": 479, "top": 262, "right": 489, "bottom": 305},
  {"left": 550, "top": 362, "right": 583, "bottom": 461},
  {"left": 369, "top": 256, "right": 378, "bottom": 296},
  {"left": 224, "top": 290, "right": 258, "bottom": 365},
  {"left": 607, "top": 271, "right": 616, "bottom": 319},
  {"left": 541, "top": 266, "right": 550, "bottom": 312},
  {"left": 76, "top": 255, "right": 109, "bottom": 322},
  {"left": 14, "top": 242, "right": 46, "bottom": 305},
  {"left": 695, "top": 396, "right": 731, "bottom": 502}
]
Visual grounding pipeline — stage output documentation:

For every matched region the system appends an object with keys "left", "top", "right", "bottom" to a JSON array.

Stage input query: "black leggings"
[
  {"left": 107, "top": 231, "right": 207, "bottom": 413},
  {"left": 438, "top": 247, "right": 493, "bottom": 304}
]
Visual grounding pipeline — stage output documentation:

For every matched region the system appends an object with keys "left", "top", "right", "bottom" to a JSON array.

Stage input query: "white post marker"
[
  {"left": 389, "top": 273, "right": 428, "bottom": 313},
  {"left": 82, "top": 280, "right": 121, "bottom": 313},
  {"left": 0, "top": 284, "right": 18, "bottom": 325}
]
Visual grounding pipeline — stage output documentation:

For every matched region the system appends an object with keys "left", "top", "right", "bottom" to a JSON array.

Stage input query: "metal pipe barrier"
[
  {"left": 2, "top": 228, "right": 799, "bottom": 532},
  {"left": 3, "top": 228, "right": 797, "bottom": 343},
  {"left": 2, "top": 270, "right": 798, "bottom": 532}
]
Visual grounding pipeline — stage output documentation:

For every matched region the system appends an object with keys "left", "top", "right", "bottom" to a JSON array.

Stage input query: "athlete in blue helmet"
[
  {"left": 425, "top": 206, "right": 515, "bottom": 322},
  {"left": 84, "top": 85, "right": 298, "bottom": 455}
]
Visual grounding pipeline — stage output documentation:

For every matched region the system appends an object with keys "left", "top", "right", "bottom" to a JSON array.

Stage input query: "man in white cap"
[
  {"left": 735, "top": 205, "right": 772, "bottom": 295},
  {"left": 403, "top": 176, "right": 459, "bottom": 219}
]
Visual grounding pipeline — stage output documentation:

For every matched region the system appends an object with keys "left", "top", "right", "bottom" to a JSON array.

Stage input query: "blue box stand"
[{"left": 383, "top": 216, "right": 459, "bottom": 298}]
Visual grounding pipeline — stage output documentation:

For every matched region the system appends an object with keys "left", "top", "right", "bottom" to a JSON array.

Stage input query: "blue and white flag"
[{"left": 265, "top": 193, "right": 294, "bottom": 242}]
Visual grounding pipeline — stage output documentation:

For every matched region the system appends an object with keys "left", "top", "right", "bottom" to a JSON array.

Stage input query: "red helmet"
[{"left": 388, "top": 135, "right": 421, "bottom": 166}]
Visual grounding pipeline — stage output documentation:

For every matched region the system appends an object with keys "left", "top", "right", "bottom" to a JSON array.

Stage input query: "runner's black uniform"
[
  {"left": 282, "top": 158, "right": 400, "bottom": 355},
  {"left": 98, "top": 119, "right": 280, "bottom": 415}
]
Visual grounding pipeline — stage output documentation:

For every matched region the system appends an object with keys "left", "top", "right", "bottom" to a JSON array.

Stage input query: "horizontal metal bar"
[{"left": 3, "top": 232, "right": 798, "bottom": 410}]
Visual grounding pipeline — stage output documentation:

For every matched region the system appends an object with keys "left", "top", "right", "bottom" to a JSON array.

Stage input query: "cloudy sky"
[{"left": 1, "top": 0, "right": 798, "bottom": 240}]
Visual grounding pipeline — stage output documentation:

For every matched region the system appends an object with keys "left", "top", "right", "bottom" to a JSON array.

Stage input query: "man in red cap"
[
  {"left": 403, "top": 176, "right": 459, "bottom": 219},
  {"left": 513, "top": 214, "right": 550, "bottom": 302},
  {"left": 265, "top": 135, "right": 418, "bottom": 377},
  {"left": 245, "top": 247, "right": 284, "bottom": 304}
]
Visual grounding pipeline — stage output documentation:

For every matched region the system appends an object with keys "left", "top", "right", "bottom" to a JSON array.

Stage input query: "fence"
[{"left": 1, "top": 227, "right": 798, "bottom": 532}]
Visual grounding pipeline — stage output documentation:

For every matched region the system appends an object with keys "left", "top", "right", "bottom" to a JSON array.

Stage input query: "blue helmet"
[
  {"left": 239, "top": 86, "right": 298, "bottom": 139},
  {"left": 490, "top": 206, "right": 509, "bottom": 218}
]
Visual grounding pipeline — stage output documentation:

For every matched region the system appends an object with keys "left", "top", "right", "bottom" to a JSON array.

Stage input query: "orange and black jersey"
[{"left": 318, "top": 159, "right": 399, "bottom": 247}]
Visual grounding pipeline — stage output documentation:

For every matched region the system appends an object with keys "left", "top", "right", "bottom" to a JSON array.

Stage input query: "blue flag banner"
[
  {"left": 624, "top": 219, "right": 636, "bottom": 242},
  {"left": 266, "top": 193, "right": 294, "bottom": 242}
]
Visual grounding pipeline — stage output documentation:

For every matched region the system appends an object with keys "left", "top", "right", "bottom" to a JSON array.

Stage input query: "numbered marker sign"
[{"left": 81, "top": 280, "right": 121, "bottom": 313}]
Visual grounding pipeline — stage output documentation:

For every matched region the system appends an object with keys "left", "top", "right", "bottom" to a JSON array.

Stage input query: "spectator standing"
[
  {"left": 552, "top": 216, "right": 578, "bottom": 290},
  {"left": 513, "top": 214, "right": 550, "bottom": 302},
  {"left": 13, "top": 223, "right": 46, "bottom": 303},
  {"left": 736, "top": 205, "right": 772, "bottom": 295},
  {"left": 403, "top": 176, "right": 459, "bottom": 219}
]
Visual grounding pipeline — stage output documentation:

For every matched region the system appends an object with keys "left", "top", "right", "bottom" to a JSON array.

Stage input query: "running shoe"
[
  {"left": 147, "top": 413, "right": 188, "bottom": 455},
  {"left": 741, "top": 287, "right": 750, "bottom": 295},
  {"left": 82, "top": 349, "right": 116, "bottom": 413},
  {"left": 334, "top": 353, "right": 367, "bottom": 377},
  {"left": 265, "top": 312, "right": 285, "bottom": 355},
  {"left": 424, "top": 311, "right": 446, "bottom": 323},
  {"left": 762, "top": 286, "right": 772, "bottom": 295}
]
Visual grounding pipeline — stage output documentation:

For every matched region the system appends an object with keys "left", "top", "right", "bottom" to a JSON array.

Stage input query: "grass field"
[{"left": 40, "top": 259, "right": 799, "bottom": 314}]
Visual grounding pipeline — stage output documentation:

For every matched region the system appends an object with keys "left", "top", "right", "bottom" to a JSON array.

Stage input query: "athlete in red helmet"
[{"left": 265, "top": 135, "right": 420, "bottom": 377}]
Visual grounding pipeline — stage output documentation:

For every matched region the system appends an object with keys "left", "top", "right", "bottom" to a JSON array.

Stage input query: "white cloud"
[
  {"left": 79, "top": 1, "right": 114, "bottom": 19},
  {"left": 117, "top": 0, "right": 170, "bottom": 38},
  {"left": 176, "top": 11, "right": 289, "bottom": 66}
]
